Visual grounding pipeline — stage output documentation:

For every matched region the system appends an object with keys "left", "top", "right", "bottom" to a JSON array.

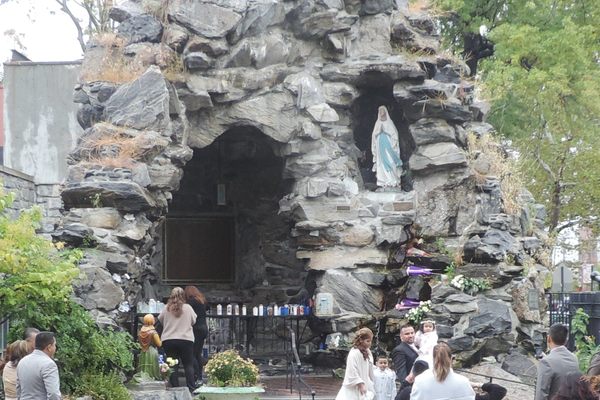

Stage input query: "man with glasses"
[{"left": 16, "top": 331, "right": 61, "bottom": 400}]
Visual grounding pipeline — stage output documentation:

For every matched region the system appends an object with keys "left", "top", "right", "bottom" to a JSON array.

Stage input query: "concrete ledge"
[{"left": 0, "top": 165, "right": 34, "bottom": 182}]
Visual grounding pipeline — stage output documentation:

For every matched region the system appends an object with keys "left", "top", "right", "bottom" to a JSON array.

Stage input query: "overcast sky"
[{"left": 0, "top": 0, "right": 84, "bottom": 66}]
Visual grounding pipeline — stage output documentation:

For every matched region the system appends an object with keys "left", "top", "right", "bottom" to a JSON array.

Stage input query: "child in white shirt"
[
  {"left": 414, "top": 320, "right": 438, "bottom": 367},
  {"left": 372, "top": 355, "right": 397, "bottom": 400}
]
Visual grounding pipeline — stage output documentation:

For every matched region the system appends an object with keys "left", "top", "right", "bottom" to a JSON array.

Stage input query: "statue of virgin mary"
[{"left": 371, "top": 106, "right": 402, "bottom": 187}]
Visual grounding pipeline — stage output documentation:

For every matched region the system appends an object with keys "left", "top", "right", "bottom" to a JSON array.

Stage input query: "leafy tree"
[
  {"left": 433, "top": 0, "right": 600, "bottom": 235},
  {"left": 0, "top": 189, "right": 136, "bottom": 393},
  {"left": 0, "top": 192, "right": 80, "bottom": 324}
]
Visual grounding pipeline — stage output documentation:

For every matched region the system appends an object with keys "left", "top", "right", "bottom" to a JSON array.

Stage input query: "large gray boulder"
[
  {"left": 74, "top": 266, "right": 125, "bottom": 311},
  {"left": 116, "top": 14, "right": 163, "bottom": 44},
  {"left": 104, "top": 67, "right": 170, "bottom": 130},
  {"left": 317, "top": 269, "right": 383, "bottom": 314},
  {"left": 464, "top": 298, "right": 512, "bottom": 338},
  {"left": 501, "top": 353, "right": 537, "bottom": 385},
  {"left": 188, "top": 91, "right": 299, "bottom": 147},
  {"left": 62, "top": 181, "right": 157, "bottom": 212},
  {"left": 168, "top": 1, "right": 242, "bottom": 38},
  {"left": 409, "top": 118, "right": 456, "bottom": 145},
  {"left": 409, "top": 142, "right": 467, "bottom": 172}
]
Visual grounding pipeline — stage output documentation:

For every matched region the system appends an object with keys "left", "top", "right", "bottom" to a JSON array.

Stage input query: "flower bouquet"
[
  {"left": 450, "top": 274, "right": 490, "bottom": 295},
  {"left": 159, "top": 356, "right": 178, "bottom": 381},
  {"left": 405, "top": 300, "right": 432, "bottom": 325}
]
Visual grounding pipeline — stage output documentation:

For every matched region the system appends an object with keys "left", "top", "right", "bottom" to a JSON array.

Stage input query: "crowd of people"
[
  {"left": 4, "top": 296, "right": 600, "bottom": 400},
  {"left": 0, "top": 285, "right": 209, "bottom": 398},
  {"left": 1, "top": 328, "right": 61, "bottom": 400},
  {"left": 335, "top": 322, "right": 600, "bottom": 400}
]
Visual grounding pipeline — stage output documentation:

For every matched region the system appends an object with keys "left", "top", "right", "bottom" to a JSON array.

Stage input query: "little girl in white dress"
[{"left": 414, "top": 320, "right": 438, "bottom": 367}]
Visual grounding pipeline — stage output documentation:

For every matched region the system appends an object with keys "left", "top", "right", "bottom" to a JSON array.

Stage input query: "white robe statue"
[{"left": 371, "top": 106, "right": 402, "bottom": 187}]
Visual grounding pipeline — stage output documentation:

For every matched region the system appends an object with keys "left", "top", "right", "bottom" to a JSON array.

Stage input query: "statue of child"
[{"left": 135, "top": 313, "right": 162, "bottom": 381}]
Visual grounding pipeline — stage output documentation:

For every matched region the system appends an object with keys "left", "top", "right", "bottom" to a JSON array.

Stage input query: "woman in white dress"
[
  {"left": 371, "top": 105, "right": 403, "bottom": 188},
  {"left": 410, "top": 342, "right": 475, "bottom": 400},
  {"left": 335, "top": 328, "right": 375, "bottom": 400}
]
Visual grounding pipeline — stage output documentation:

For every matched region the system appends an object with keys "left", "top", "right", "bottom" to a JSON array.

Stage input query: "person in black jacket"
[
  {"left": 184, "top": 286, "right": 208, "bottom": 385},
  {"left": 390, "top": 324, "right": 418, "bottom": 387},
  {"left": 473, "top": 382, "right": 508, "bottom": 400}
]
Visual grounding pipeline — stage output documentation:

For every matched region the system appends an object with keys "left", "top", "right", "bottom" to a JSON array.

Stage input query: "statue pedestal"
[
  {"left": 194, "top": 386, "right": 265, "bottom": 400},
  {"left": 127, "top": 380, "right": 166, "bottom": 391}
]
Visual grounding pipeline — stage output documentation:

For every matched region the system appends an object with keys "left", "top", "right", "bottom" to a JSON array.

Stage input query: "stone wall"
[
  {"left": 0, "top": 165, "right": 35, "bottom": 217},
  {"left": 55, "top": 0, "right": 551, "bottom": 365},
  {"left": 0, "top": 165, "right": 63, "bottom": 233}
]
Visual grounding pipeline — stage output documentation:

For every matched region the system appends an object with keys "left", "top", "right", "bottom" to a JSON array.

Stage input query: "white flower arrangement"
[
  {"left": 450, "top": 274, "right": 490, "bottom": 294},
  {"left": 406, "top": 300, "right": 432, "bottom": 325},
  {"left": 159, "top": 357, "right": 178, "bottom": 379}
]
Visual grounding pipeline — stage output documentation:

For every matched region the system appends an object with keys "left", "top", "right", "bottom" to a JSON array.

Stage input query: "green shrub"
[
  {"left": 204, "top": 350, "right": 260, "bottom": 387},
  {"left": 0, "top": 188, "right": 136, "bottom": 393},
  {"left": 9, "top": 302, "right": 137, "bottom": 393},
  {"left": 73, "top": 371, "right": 132, "bottom": 400},
  {"left": 571, "top": 308, "right": 600, "bottom": 372}
]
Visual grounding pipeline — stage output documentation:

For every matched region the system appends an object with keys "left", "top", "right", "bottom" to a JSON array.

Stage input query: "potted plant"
[{"left": 195, "top": 350, "right": 264, "bottom": 400}]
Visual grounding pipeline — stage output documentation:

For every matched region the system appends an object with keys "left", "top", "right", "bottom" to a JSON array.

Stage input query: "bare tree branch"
[
  {"left": 55, "top": 0, "right": 86, "bottom": 53},
  {"left": 556, "top": 219, "right": 581, "bottom": 233}
]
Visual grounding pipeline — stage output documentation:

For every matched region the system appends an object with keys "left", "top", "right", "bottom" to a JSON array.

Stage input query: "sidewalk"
[{"left": 260, "top": 375, "right": 340, "bottom": 399}]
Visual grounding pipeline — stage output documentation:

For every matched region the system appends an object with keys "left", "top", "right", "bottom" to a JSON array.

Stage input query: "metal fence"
[
  {"left": 546, "top": 292, "right": 573, "bottom": 349},
  {"left": 131, "top": 313, "right": 312, "bottom": 360},
  {"left": 546, "top": 292, "right": 571, "bottom": 326},
  {"left": 204, "top": 315, "right": 309, "bottom": 358}
]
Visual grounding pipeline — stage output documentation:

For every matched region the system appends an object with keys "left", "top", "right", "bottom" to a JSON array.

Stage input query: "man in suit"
[
  {"left": 391, "top": 324, "right": 419, "bottom": 386},
  {"left": 17, "top": 331, "right": 61, "bottom": 400},
  {"left": 534, "top": 323, "right": 579, "bottom": 400}
]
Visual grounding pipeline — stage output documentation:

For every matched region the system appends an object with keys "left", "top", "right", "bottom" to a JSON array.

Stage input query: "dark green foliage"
[
  {"left": 432, "top": 0, "right": 600, "bottom": 234},
  {"left": 571, "top": 308, "right": 600, "bottom": 372},
  {"left": 73, "top": 371, "right": 132, "bottom": 400},
  {"left": 0, "top": 189, "right": 136, "bottom": 394},
  {"left": 8, "top": 292, "right": 137, "bottom": 393}
]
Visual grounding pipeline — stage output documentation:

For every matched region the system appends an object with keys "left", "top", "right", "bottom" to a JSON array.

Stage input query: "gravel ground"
[{"left": 460, "top": 362, "right": 536, "bottom": 400}]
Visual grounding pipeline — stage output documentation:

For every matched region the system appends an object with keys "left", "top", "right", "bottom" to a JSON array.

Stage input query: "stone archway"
[{"left": 162, "top": 126, "right": 305, "bottom": 297}]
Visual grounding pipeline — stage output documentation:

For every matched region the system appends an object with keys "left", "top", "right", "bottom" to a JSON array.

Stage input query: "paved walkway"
[{"left": 260, "top": 375, "right": 340, "bottom": 399}]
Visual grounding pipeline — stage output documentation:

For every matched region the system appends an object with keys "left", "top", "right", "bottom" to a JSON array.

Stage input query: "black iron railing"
[{"left": 131, "top": 311, "right": 312, "bottom": 359}]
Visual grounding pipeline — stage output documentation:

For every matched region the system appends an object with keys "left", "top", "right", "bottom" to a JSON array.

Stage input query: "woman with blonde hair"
[
  {"left": 410, "top": 342, "right": 475, "bottom": 400},
  {"left": 2, "top": 340, "right": 29, "bottom": 400},
  {"left": 335, "top": 327, "right": 375, "bottom": 400},
  {"left": 158, "top": 287, "right": 197, "bottom": 392}
]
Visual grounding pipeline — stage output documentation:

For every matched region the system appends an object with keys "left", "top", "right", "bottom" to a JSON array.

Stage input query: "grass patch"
[
  {"left": 467, "top": 132, "right": 524, "bottom": 215},
  {"left": 76, "top": 122, "right": 151, "bottom": 168},
  {"left": 80, "top": 33, "right": 146, "bottom": 84}
]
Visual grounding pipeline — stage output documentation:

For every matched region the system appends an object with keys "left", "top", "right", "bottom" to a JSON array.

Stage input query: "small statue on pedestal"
[{"left": 134, "top": 314, "right": 162, "bottom": 381}]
